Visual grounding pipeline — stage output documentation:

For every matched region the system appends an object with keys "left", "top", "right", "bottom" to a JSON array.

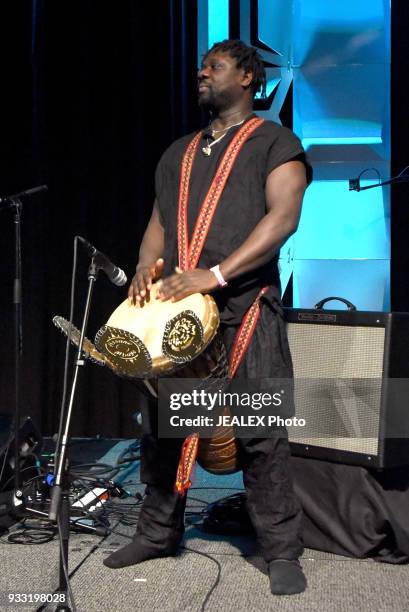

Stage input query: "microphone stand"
[
  {"left": 0, "top": 195, "right": 26, "bottom": 500},
  {"left": 13, "top": 198, "right": 23, "bottom": 494},
  {"left": 48, "top": 258, "right": 99, "bottom": 608},
  {"left": 0, "top": 185, "right": 47, "bottom": 510}
]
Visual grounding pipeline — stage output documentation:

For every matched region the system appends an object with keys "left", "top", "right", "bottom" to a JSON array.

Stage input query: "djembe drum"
[{"left": 54, "top": 283, "right": 239, "bottom": 474}]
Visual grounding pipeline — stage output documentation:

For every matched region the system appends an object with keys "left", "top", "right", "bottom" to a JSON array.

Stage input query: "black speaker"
[{"left": 284, "top": 308, "right": 409, "bottom": 468}]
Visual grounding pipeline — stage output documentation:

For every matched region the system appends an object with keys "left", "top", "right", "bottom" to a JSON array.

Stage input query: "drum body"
[
  {"left": 94, "top": 284, "right": 239, "bottom": 475},
  {"left": 95, "top": 285, "right": 219, "bottom": 378},
  {"left": 197, "top": 407, "right": 239, "bottom": 474}
]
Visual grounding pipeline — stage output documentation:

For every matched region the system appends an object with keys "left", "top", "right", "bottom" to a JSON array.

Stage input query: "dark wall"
[
  {"left": 391, "top": 0, "right": 409, "bottom": 311},
  {"left": 0, "top": 1, "right": 199, "bottom": 437}
]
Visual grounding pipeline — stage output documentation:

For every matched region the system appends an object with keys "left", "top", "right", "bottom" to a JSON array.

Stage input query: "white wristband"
[{"left": 210, "top": 265, "right": 228, "bottom": 288}]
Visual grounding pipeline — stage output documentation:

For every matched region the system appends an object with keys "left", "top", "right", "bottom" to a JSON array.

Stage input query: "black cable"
[
  {"left": 386, "top": 164, "right": 409, "bottom": 183},
  {"left": 68, "top": 477, "right": 132, "bottom": 531},
  {"left": 40, "top": 240, "right": 80, "bottom": 611},
  {"left": 70, "top": 477, "right": 241, "bottom": 538},
  {"left": 352, "top": 163, "right": 409, "bottom": 192},
  {"left": 114, "top": 442, "right": 141, "bottom": 466},
  {"left": 68, "top": 476, "right": 139, "bottom": 533},
  {"left": 70, "top": 462, "right": 115, "bottom": 471},
  {"left": 0, "top": 476, "right": 109, "bottom": 547},
  {"left": 3, "top": 465, "right": 180, "bottom": 549},
  {"left": 2, "top": 467, "right": 230, "bottom": 611},
  {"left": 69, "top": 459, "right": 139, "bottom": 481},
  {"left": 358, "top": 167, "right": 381, "bottom": 183},
  {"left": 54, "top": 237, "right": 79, "bottom": 466},
  {"left": 396, "top": 164, "right": 409, "bottom": 178},
  {"left": 70, "top": 475, "right": 109, "bottom": 484},
  {"left": 7, "top": 529, "right": 56, "bottom": 545},
  {"left": 116, "top": 454, "right": 141, "bottom": 465},
  {"left": 68, "top": 479, "right": 111, "bottom": 519},
  {"left": 0, "top": 475, "right": 142, "bottom": 550},
  {"left": 21, "top": 517, "right": 54, "bottom": 530},
  {"left": 357, "top": 164, "right": 409, "bottom": 183},
  {"left": 103, "top": 505, "right": 141, "bottom": 516},
  {"left": 181, "top": 545, "right": 222, "bottom": 612},
  {"left": 0, "top": 464, "right": 43, "bottom": 492},
  {"left": 69, "top": 478, "right": 147, "bottom": 538}
]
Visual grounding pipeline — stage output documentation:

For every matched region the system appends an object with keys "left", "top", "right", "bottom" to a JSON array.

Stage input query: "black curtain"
[
  {"left": 391, "top": 0, "right": 409, "bottom": 311},
  {"left": 0, "top": 0, "right": 199, "bottom": 437},
  {"left": 2, "top": 1, "right": 409, "bottom": 439}
]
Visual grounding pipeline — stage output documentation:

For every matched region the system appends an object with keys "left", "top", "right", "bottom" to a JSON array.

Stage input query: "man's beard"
[{"left": 198, "top": 88, "right": 236, "bottom": 113}]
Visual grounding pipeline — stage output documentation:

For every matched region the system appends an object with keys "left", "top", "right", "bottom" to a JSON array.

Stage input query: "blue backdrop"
[{"left": 198, "top": 0, "right": 391, "bottom": 310}]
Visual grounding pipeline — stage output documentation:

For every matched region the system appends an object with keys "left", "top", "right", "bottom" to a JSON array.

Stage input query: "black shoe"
[
  {"left": 268, "top": 559, "right": 307, "bottom": 595},
  {"left": 103, "top": 540, "right": 179, "bottom": 569}
]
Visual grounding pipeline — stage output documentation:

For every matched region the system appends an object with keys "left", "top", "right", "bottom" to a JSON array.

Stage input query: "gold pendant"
[{"left": 202, "top": 145, "right": 212, "bottom": 156}]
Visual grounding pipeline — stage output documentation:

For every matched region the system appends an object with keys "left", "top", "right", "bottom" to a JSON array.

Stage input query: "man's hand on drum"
[
  {"left": 128, "top": 258, "right": 164, "bottom": 305},
  {"left": 157, "top": 268, "right": 219, "bottom": 302}
]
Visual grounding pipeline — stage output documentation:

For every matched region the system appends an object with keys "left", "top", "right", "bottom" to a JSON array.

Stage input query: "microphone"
[
  {"left": 77, "top": 236, "right": 127, "bottom": 287},
  {"left": 0, "top": 184, "right": 48, "bottom": 207},
  {"left": 348, "top": 178, "right": 361, "bottom": 192}
]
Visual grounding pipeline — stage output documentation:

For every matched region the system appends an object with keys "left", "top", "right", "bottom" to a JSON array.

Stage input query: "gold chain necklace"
[
  {"left": 210, "top": 117, "right": 248, "bottom": 136},
  {"left": 202, "top": 118, "right": 247, "bottom": 157},
  {"left": 202, "top": 132, "right": 228, "bottom": 156},
  {"left": 202, "top": 115, "right": 252, "bottom": 156}
]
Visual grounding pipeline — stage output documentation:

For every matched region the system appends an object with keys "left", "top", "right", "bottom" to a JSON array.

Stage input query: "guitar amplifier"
[{"left": 284, "top": 306, "right": 409, "bottom": 468}]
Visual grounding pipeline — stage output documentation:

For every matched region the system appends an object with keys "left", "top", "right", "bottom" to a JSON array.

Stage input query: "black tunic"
[
  {"left": 155, "top": 114, "right": 311, "bottom": 325},
  {"left": 138, "top": 117, "right": 311, "bottom": 562}
]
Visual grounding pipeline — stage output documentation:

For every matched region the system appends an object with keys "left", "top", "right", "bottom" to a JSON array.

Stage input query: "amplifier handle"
[{"left": 314, "top": 296, "right": 357, "bottom": 311}]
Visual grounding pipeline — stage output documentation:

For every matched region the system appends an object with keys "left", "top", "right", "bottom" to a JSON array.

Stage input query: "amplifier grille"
[
  {"left": 286, "top": 324, "right": 386, "bottom": 457},
  {"left": 287, "top": 324, "right": 385, "bottom": 378}
]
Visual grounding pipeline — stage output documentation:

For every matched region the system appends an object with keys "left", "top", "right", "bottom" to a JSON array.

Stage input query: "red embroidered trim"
[
  {"left": 229, "top": 286, "right": 270, "bottom": 378},
  {"left": 177, "top": 117, "right": 264, "bottom": 271},
  {"left": 174, "top": 433, "right": 199, "bottom": 496},
  {"left": 177, "top": 132, "right": 202, "bottom": 270},
  {"left": 174, "top": 286, "right": 270, "bottom": 496},
  {"left": 174, "top": 117, "right": 267, "bottom": 496}
]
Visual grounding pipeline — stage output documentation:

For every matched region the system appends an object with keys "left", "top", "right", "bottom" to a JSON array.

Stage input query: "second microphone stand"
[{"left": 48, "top": 257, "right": 101, "bottom": 609}]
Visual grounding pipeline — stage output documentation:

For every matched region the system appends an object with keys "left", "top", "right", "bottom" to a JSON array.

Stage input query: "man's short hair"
[{"left": 204, "top": 39, "right": 267, "bottom": 98}]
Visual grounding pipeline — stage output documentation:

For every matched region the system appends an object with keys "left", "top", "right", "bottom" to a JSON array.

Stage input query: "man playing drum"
[{"left": 104, "top": 39, "right": 311, "bottom": 596}]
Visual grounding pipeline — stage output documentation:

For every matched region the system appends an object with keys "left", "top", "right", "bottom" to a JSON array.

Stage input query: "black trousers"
[{"left": 136, "top": 297, "right": 304, "bottom": 562}]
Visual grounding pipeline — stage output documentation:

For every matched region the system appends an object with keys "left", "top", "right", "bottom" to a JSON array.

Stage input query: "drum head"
[{"left": 95, "top": 284, "right": 219, "bottom": 378}]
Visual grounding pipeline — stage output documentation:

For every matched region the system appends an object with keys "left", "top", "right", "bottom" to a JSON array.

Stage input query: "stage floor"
[{"left": 0, "top": 438, "right": 408, "bottom": 612}]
